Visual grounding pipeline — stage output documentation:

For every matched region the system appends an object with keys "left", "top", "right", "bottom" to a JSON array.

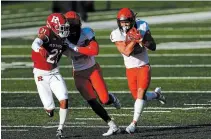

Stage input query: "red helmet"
[
  {"left": 46, "top": 13, "right": 69, "bottom": 38},
  {"left": 117, "top": 8, "right": 136, "bottom": 32},
  {"left": 65, "top": 11, "right": 81, "bottom": 36}
]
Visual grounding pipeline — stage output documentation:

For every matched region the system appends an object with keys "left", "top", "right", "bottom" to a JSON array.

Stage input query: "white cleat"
[
  {"left": 110, "top": 93, "right": 121, "bottom": 109},
  {"left": 102, "top": 121, "right": 120, "bottom": 136},
  {"left": 102, "top": 125, "right": 120, "bottom": 136},
  {"left": 155, "top": 87, "right": 166, "bottom": 104},
  {"left": 125, "top": 123, "right": 136, "bottom": 134}
]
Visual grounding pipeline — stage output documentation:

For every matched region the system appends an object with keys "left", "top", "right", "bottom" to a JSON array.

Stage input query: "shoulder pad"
[
  {"left": 82, "top": 27, "right": 95, "bottom": 40},
  {"left": 135, "top": 20, "right": 150, "bottom": 36},
  {"left": 110, "top": 28, "right": 125, "bottom": 42}
]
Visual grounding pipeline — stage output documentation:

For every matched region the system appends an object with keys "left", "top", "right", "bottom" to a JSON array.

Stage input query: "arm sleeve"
[
  {"left": 31, "top": 38, "right": 43, "bottom": 52},
  {"left": 77, "top": 40, "right": 99, "bottom": 56}
]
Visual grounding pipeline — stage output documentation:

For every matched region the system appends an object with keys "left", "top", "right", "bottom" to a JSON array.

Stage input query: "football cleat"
[
  {"left": 56, "top": 129, "right": 65, "bottom": 139},
  {"left": 102, "top": 124, "right": 120, "bottom": 136},
  {"left": 110, "top": 93, "right": 121, "bottom": 109},
  {"left": 125, "top": 122, "right": 136, "bottom": 134},
  {"left": 155, "top": 87, "right": 166, "bottom": 104},
  {"left": 45, "top": 109, "right": 54, "bottom": 117}
]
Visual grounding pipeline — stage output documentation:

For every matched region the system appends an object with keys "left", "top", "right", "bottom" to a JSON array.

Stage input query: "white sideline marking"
[
  {"left": 1, "top": 129, "right": 28, "bottom": 132},
  {"left": 2, "top": 54, "right": 211, "bottom": 58},
  {"left": 1, "top": 107, "right": 210, "bottom": 110},
  {"left": 1, "top": 125, "right": 208, "bottom": 128},
  {"left": 2, "top": 91, "right": 211, "bottom": 94},
  {"left": 2, "top": 77, "right": 211, "bottom": 80},
  {"left": 184, "top": 103, "right": 211, "bottom": 106}
]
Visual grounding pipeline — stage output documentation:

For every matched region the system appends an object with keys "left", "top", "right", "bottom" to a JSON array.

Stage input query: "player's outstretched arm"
[
  {"left": 77, "top": 40, "right": 99, "bottom": 56},
  {"left": 65, "top": 38, "right": 99, "bottom": 56}
]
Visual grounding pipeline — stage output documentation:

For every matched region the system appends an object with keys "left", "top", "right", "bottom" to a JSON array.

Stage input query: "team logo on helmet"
[{"left": 46, "top": 13, "right": 70, "bottom": 38}]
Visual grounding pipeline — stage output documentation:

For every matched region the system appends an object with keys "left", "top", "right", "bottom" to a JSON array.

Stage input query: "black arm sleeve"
[{"left": 142, "top": 30, "right": 156, "bottom": 51}]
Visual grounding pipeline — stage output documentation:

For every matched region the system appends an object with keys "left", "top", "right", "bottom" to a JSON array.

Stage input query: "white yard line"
[
  {"left": 1, "top": 125, "right": 209, "bottom": 128},
  {"left": 2, "top": 63, "right": 211, "bottom": 70},
  {"left": 2, "top": 41, "right": 211, "bottom": 49},
  {"left": 75, "top": 118, "right": 104, "bottom": 121},
  {"left": 1, "top": 129, "right": 28, "bottom": 132},
  {"left": 1, "top": 107, "right": 210, "bottom": 110},
  {"left": 48, "top": 122, "right": 87, "bottom": 125},
  {"left": 2, "top": 54, "right": 211, "bottom": 58},
  {"left": 2, "top": 11, "right": 211, "bottom": 37},
  {"left": 2, "top": 77, "right": 211, "bottom": 80},
  {"left": 184, "top": 103, "right": 211, "bottom": 106},
  {"left": 2, "top": 91, "right": 211, "bottom": 94},
  {"left": 97, "top": 35, "right": 211, "bottom": 39},
  {"left": 153, "top": 27, "right": 211, "bottom": 31}
]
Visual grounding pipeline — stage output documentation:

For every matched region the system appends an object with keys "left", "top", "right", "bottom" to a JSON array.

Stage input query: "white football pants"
[{"left": 34, "top": 72, "right": 68, "bottom": 110}]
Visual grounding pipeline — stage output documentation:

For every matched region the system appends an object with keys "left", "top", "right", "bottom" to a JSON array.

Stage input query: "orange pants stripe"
[
  {"left": 126, "top": 65, "right": 151, "bottom": 99},
  {"left": 73, "top": 63, "right": 109, "bottom": 104}
]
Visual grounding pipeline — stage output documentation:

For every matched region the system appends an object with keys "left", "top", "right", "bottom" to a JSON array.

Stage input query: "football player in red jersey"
[
  {"left": 110, "top": 8, "right": 166, "bottom": 134},
  {"left": 31, "top": 13, "right": 70, "bottom": 138},
  {"left": 63, "top": 11, "right": 121, "bottom": 136}
]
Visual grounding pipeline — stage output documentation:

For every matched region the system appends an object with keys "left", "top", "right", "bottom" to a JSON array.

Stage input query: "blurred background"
[{"left": 1, "top": 1, "right": 211, "bottom": 139}]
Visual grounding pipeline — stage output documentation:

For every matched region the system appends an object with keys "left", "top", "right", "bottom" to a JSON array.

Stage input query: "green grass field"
[{"left": 1, "top": 2, "right": 211, "bottom": 138}]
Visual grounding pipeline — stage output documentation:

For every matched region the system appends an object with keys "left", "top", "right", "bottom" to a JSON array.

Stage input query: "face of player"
[{"left": 120, "top": 20, "right": 131, "bottom": 32}]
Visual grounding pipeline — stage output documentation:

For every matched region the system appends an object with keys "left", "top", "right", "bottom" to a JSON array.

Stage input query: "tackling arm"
[
  {"left": 65, "top": 38, "right": 99, "bottom": 56},
  {"left": 77, "top": 39, "right": 99, "bottom": 56}
]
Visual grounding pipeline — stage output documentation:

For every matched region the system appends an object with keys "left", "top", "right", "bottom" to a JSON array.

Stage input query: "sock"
[
  {"left": 88, "top": 99, "right": 111, "bottom": 122},
  {"left": 58, "top": 108, "right": 68, "bottom": 130},
  {"left": 145, "top": 91, "right": 158, "bottom": 101},
  {"left": 133, "top": 99, "right": 145, "bottom": 123}
]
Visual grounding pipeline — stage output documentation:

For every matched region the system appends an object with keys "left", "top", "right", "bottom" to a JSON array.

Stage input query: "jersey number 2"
[{"left": 47, "top": 49, "right": 62, "bottom": 64}]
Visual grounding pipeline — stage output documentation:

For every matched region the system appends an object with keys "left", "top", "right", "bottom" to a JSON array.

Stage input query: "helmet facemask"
[
  {"left": 58, "top": 22, "right": 70, "bottom": 38},
  {"left": 118, "top": 18, "right": 135, "bottom": 33}
]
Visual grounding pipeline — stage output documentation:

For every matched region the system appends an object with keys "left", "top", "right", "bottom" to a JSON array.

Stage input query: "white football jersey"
[
  {"left": 110, "top": 20, "right": 150, "bottom": 68},
  {"left": 65, "top": 27, "right": 96, "bottom": 71}
]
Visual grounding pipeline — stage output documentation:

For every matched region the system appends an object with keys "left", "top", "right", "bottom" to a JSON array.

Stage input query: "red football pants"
[
  {"left": 126, "top": 65, "right": 151, "bottom": 99},
  {"left": 73, "top": 63, "right": 109, "bottom": 104}
]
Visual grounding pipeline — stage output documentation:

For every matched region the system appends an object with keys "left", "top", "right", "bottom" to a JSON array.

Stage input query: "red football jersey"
[{"left": 31, "top": 26, "right": 66, "bottom": 70}]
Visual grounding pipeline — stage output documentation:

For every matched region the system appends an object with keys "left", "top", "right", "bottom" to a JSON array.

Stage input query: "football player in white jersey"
[
  {"left": 63, "top": 11, "right": 121, "bottom": 136},
  {"left": 110, "top": 8, "right": 166, "bottom": 134},
  {"left": 31, "top": 13, "right": 70, "bottom": 138}
]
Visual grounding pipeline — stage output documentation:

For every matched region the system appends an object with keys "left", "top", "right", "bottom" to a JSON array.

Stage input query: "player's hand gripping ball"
[{"left": 126, "top": 27, "right": 142, "bottom": 43}]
